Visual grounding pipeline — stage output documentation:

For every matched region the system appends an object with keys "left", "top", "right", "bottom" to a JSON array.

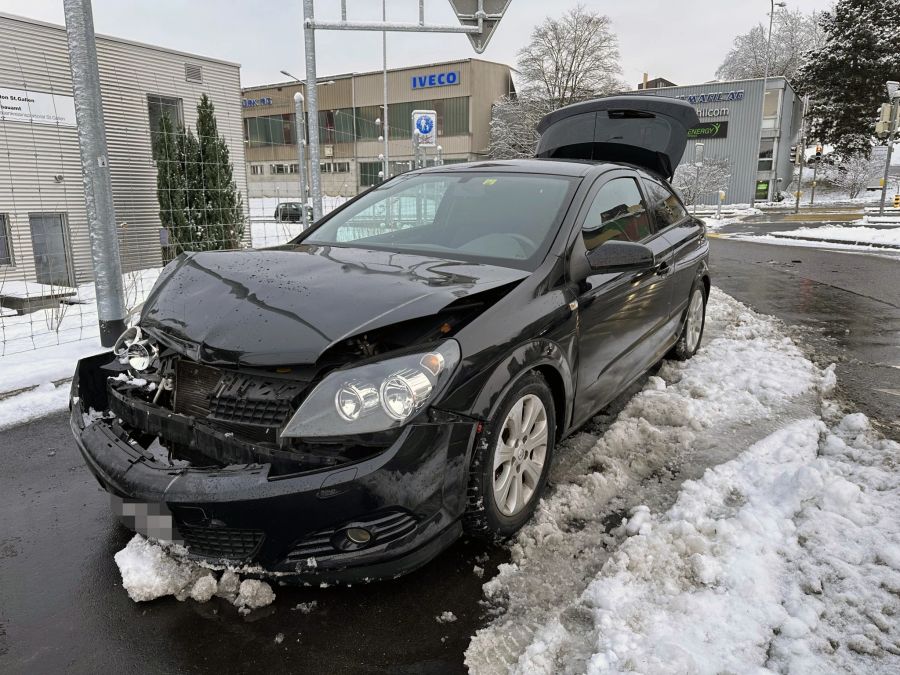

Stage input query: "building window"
[
  {"left": 761, "top": 89, "right": 780, "bottom": 129},
  {"left": 270, "top": 163, "right": 288, "bottom": 175},
  {"left": 250, "top": 165, "right": 265, "bottom": 176},
  {"left": 0, "top": 214, "right": 12, "bottom": 266},
  {"left": 333, "top": 109, "right": 355, "bottom": 143},
  {"left": 334, "top": 161, "right": 350, "bottom": 173},
  {"left": 758, "top": 139, "right": 775, "bottom": 171},
  {"left": 356, "top": 105, "right": 382, "bottom": 141},
  {"left": 245, "top": 114, "right": 296, "bottom": 147},
  {"left": 147, "top": 95, "right": 184, "bottom": 156},
  {"left": 359, "top": 161, "right": 383, "bottom": 187}
]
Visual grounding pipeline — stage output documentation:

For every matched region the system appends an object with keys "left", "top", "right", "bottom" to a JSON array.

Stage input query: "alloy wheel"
[
  {"left": 685, "top": 288, "right": 705, "bottom": 353},
  {"left": 493, "top": 393, "right": 549, "bottom": 516}
]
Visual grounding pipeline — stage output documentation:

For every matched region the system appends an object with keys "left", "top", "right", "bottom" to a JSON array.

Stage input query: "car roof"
[{"left": 411, "top": 157, "right": 668, "bottom": 182}]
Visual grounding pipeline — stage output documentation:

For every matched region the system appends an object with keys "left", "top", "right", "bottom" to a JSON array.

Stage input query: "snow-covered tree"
[
  {"left": 489, "top": 5, "right": 624, "bottom": 160},
  {"left": 517, "top": 4, "right": 623, "bottom": 108},
  {"left": 797, "top": 0, "right": 900, "bottom": 157},
  {"left": 829, "top": 154, "right": 881, "bottom": 199},
  {"left": 716, "top": 9, "right": 824, "bottom": 82},
  {"left": 672, "top": 159, "right": 731, "bottom": 206},
  {"left": 488, "top": 96, "right": 555, "bottom": 160}
]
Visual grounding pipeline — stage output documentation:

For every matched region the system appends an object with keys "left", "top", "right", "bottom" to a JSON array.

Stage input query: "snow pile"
[
  {"left": 113, "top": 535, "right": 275, "bottom": 614},
  {"left": 699, "top": 207, "right": 761, "bottom": 231},
  {"left": 767, "top": 223, "right": 900, "bottom": 247},
  {"left": 465, "top": 289, "right": 899, "bottom": 674},
  {"left": 507, "top": 416, "right": 900, "bottom": 674}
]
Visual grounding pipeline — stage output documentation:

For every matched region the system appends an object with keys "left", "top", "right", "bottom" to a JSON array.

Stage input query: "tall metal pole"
[
  {"left": 878, "top": 98, "right": 899, "bottom": 216},
  {"left": 382, "top": 0, "right": 390, "bottom": 183},
  {"left": 810, "top": 152, "right": 819, "bottom": 205},
  {"left": 63, "top": 0, "right": 126, "bottom": 346},
  {"left": 751, "top": 0, "right": 780, "bottom": 206},
  {"left": 293, "top": 92, "right": 309, "bottom": 229},
  {"left": 794, "top": 95, "right": 808, "bottom": 214},
  {"left": 302, "top": 0, "right": 323, "bottom": 221}
]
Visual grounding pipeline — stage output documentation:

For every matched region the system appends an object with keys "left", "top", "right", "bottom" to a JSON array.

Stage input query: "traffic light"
[
  {"left": 894, "top": 194, "right": 900, "bottom": 208},
  {"left": 789, "top": 145, "right": 798, "bottom": 164},
  {"left": 815, "top": 145, "right": 823, "bottom": 162}
]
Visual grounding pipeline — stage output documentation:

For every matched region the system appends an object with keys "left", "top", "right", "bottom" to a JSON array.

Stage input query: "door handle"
[{"left": 654, "top": 261, "right": 670, "bottom": 276}]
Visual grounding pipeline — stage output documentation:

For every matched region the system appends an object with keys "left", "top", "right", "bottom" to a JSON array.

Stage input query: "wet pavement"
[
  {"left": 2, "top": 215, "right": 899, "bottom": 674},
  {"left": 709, "top": 235, "right": 900, "bottom": 439}
]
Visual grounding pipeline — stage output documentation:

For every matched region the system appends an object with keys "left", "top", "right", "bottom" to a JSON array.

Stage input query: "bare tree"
[
  {"left": 517, "top": 4, "right": 623, "bottom": 107},
  {"left": 488, "top": 96, "right": 555, "bottom": 160},
  {"left": 716, "top": 9, "right": 825, "bottom": 82},
  {"left": 828, "top": 154, "right": 880, "bottom": 199},
  {"left": 672, "top": 159, "right": 731, "bottom": 206}
]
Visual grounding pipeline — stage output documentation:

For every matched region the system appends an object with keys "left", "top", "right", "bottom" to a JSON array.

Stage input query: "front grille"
[
  {"left": 285, "top": 510, "right": 418, "bottom": 563},
  {"left": 208, "top": 388, "right": 298, "bottom": 427},
  {"left": 174, "top": 360, "right": 221, "bottom": 417},
  {"left": 179, "top": 524, "right": 265, "bottom": 562}
]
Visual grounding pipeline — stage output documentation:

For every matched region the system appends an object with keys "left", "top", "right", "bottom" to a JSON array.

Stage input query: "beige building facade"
[
  {"left": 0, "top": 12, "right": 246, "bottom": 288},
  {"left": 241, "top": 58, "right": 514, "bottom": 199}
]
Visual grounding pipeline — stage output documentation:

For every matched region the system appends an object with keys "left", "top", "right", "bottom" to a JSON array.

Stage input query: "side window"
[
  {"left": 581, "top": 177, "right": 652, "bottom": 251},
  {"left": 645, "top": 179, "right": 688, "bottom": 229}
]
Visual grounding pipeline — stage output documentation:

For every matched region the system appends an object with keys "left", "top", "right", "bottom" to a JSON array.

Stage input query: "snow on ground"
[
  {"left": 466, "top": 289, "right": 900, "bottom": 674},
  {"left": 114, "top": 535, "right": 276, "bottom": 615},
  {"left": 698, "top": 207, "right": 762, "bottom": 231},
  {"left": 766, "top": 224, "right": 900, "bottom": 247}
]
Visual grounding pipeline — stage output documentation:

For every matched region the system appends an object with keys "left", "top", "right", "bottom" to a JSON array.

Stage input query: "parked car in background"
[
  {"left": 274, "top": 201, "right": 313, "bottom": 223},
  {"left": 70, "top": 96, "right": 708, "bottom": 582}
]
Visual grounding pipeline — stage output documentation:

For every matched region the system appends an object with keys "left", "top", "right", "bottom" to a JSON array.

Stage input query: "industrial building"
[
  {"left": 0, "top": 12, "right": 246, "bottom": 289},
  {"left": 632, "top": 76, "right": 802, "bottom": 203},
  {"left": 240, "top": 58, "right": 515, "bottom": 198}
]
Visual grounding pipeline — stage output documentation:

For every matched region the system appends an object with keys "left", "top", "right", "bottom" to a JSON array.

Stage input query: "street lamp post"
[{"left": 752, "top": 0, "right": 786, "bottom": 206}]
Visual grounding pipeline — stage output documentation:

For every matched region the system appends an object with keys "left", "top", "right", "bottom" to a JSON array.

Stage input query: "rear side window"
[
  {"left": 644, "top": 178, "right": 688, "bottom": 229},
  {"left": 582, "top": 177, "right": 652, "bottom": 250}
]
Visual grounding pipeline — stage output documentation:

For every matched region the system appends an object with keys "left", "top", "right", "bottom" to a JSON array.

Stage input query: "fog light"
[{"left": 345, "top": 527, "right": 372, "bottom": 545}]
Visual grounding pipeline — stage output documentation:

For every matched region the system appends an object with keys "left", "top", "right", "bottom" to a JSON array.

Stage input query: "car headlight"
[
  {"left": 281, "top": 340, "right": 460, "bottom": 438},
  {"left": 112, "top": 325, "right": 159, "bottom": 372}
]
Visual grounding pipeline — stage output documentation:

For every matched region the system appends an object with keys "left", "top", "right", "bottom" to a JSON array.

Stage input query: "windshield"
[{"left": 300, "top": 172, "right": 578, "bottom": 270}]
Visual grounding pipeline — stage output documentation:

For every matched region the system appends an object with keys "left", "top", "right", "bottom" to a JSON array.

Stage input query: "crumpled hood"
[{"left": 140, "top": 246, "right": 528, "bottom": 366}]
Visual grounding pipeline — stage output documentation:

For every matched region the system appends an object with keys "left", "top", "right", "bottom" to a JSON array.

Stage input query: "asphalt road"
[{"left": 2, "top": 214, "right": 898, "bottom": 674}]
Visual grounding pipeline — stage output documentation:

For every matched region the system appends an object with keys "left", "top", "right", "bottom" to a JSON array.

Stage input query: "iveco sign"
[
  {"left": 411, "top": 71, "right": 460, "bottom": 90},
  {"left": 242, "top": 97, "right": 273, "bottom": 108}
]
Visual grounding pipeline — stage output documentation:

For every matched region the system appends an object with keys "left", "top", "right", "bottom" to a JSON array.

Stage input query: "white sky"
[{"left": 5, "top": 0, "right": 833, "bottom": 88}]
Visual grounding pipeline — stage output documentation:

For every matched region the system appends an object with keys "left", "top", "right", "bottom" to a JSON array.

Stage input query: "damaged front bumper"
[{"left": 70, "top": 352, "right": 477, "bottom": 582}]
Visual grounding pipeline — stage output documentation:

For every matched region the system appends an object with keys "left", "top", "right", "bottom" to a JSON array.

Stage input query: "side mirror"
[{"left": 585, "top": 240, "right": 656, "bottom": 274}]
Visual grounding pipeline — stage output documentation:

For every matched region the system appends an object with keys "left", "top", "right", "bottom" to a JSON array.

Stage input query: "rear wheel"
[
  {"left": 669, "top": 283, "right": 707, "bottom": 361},
  {"left": 464, "top": 372, "right": 556, "bottom": 539}
]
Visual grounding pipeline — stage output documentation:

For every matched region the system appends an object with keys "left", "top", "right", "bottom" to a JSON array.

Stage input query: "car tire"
[
  {"left": 668, "top": 282, "right": 707, "bottom": 361},
  {"left": 464, "top": 371, "right": 556, "bottom": 540}
]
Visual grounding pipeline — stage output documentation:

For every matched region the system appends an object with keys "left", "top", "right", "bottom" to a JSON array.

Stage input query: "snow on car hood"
[{"left": 139, "top": 247, "right": 528, "bottom": 367}]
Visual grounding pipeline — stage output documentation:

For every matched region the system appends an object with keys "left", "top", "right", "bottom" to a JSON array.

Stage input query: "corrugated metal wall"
[
  {"left": 632, "top": 77, "right": 798, "bottom": 204},
  {"left": 0, "top": 13, "right": 246, "bottom": 285}
]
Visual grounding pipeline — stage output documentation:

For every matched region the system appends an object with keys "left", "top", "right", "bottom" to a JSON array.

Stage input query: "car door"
[
  {"left": 641, "top": 175, "right": 707, "bottom": 336},
  {"left": 569, "top": 171, "right": 674, "bottom": 426}
]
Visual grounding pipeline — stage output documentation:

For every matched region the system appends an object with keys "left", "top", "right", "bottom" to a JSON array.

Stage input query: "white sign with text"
[{"left": 0, "top": 87, "right": 76, "bottom": 127}]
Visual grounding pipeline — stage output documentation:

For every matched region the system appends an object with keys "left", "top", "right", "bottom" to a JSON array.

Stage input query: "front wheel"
[
  {"left": 464, "top": 372, "right": 556, "bottom": 539},
  {"left": 669, "top": 283, "right": 707, "bottom": 361}
]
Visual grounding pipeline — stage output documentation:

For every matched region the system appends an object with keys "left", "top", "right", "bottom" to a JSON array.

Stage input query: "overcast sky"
[{"left": 6, "top": 0, "right": 833, "bottom": 88}]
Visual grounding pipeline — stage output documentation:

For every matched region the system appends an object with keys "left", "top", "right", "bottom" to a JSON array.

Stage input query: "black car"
[
  {"left": 274, "top": 201, "right": 313, "bottom": 223},
  {"left": 70, "top": 97, "right": 708, "bottom": 581}
]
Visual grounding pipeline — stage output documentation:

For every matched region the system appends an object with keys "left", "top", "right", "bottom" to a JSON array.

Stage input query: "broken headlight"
[
  {"left": 112, "top": 325, "right": 159, "bottom": 373},
  {"left": 281, "top": 340, "right": 460, "bottom": 438}
]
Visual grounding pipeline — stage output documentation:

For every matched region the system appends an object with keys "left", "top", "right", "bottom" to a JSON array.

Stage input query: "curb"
[
  {"left": 767, "top": 234, "right": 900, "bottom": 250},
  {"left": 0, "top": 377, "right": 72, "bottom": 402}
]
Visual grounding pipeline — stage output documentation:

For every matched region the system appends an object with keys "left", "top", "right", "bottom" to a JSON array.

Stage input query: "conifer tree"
[{"left": 797, "top": 0, "right": 900, "bottom": 157}]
